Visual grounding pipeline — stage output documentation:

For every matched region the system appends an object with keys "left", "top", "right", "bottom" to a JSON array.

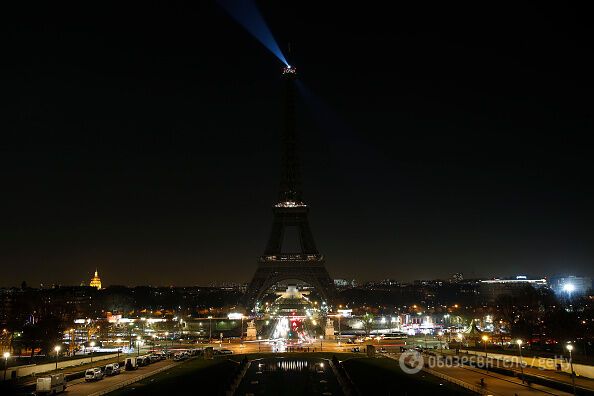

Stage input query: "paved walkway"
[
  {"left": 444, "top": 349, "right": 594, "bottom": 392},
  {"left": 387, "top": 353, "right": 572, "bottom": 396}
]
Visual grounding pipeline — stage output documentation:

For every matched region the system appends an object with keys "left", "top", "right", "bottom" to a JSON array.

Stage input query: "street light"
[
  {"left": 136, "top": 336, "right": 141, "bottom": 357},
  {"left": 567, "top": 344, "right": 576, "bottom": 396},
  {"left": 481, "top": 335, "right": 489, "bottom": 370},
  {"left": 320, "top": 335, "right": 323, "bottom": 352},
  {"left": 116, "top": 338, "right": 122, "bottom": 361},
  {"left": 128, "top": 322, "right": 134, "bottom": 350},
  {"left": 437, "top": 331, "right": 443, "bottom": 353},
  {"left": 241, "top": 315, "right": 245, "bottom": 344},
  {"left": 54, "top": 346, "right": 61, "bottom": 371},
  {"left": 69, "top": 328, "right": 75, "bottom": 356},
  {"left": 89, "top": 341, "right": 95, "bottom": 363},
  {"left": 207, "top": 316, "right": 213, "bottom": 343},
  {"left": 516, "top": 339, "right": 525, "bottom": 383},
  {"left": 563, "top": 283, "right": 575, "bottom": 301},
  {"left": 3, "top": 352, "right": 10, "bottom": 381},
  {"left": 338, "top": 314, "right": 342, "bottom": 346}
]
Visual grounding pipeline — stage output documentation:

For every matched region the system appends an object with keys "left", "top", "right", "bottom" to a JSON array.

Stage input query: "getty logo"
[{"left": 399, "top": 350, "right": 424, "bottom": 374}]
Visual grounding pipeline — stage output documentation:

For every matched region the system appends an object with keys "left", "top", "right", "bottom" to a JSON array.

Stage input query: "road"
[
  {"left": 19, "top": 356, "right": 123, "bottom": 390},
  {"left": 65, "top": 358, "right": 178, "bottom": 396}
]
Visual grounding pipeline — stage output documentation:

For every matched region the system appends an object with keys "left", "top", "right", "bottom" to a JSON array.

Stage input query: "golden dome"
[{"left": 89, "top": 269, "right": 102, "bottom": 290}]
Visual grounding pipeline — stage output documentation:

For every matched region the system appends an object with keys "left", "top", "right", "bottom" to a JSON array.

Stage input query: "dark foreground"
[{"left": 108, "top": 352, "right": 473, "bottom": 395}]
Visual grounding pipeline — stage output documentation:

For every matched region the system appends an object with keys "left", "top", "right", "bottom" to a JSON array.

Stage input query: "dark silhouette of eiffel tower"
[{"left": 244, "top": 65, "right": 335, "bottom": 310}]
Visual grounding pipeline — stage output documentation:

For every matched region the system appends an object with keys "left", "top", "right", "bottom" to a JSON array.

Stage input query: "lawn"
[
  {"left": 342, "top": 357, "right": 475, "bottom": 395},
  {"left": 109, "top": 357, "right": 237, "bottom": 395}
]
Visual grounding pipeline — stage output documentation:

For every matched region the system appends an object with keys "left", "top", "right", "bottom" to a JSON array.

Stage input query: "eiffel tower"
[{"left": 244, "top": 65, "right": 336, "bottom": 310}]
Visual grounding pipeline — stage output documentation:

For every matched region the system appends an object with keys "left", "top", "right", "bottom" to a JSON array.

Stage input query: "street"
[{"left": 65, "top": 358, "right": 178, "bottom": 396}]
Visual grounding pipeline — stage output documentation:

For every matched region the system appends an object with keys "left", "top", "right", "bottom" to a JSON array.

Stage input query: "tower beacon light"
[{"left": 283, "top": 65, "right": 297, "bottom": 75}]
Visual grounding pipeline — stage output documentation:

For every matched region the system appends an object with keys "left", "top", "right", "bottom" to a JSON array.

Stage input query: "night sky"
[{"left": 2, "top": 2, "right": 593, "bottom": 287}]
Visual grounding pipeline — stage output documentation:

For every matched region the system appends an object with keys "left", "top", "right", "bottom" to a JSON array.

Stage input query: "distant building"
[
  {"left": 479, "top": 276, "right": 547, "bottom": 302},
  {"left": 89, "top": 269, "right": 102, "bottom": 290},
  {"left": 452, "top": 273, "right": 464, "bottom": 283},
  {"left": 334, "top": 279, "right": 356, "bottom": 288},
  {"left": 550, "top": 275, "right": 592, "bottom": 297},
  {"left": 414, "top": 280, "right": 443, "bottom": 286}
]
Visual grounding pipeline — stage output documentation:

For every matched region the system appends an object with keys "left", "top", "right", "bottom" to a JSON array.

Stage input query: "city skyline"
[
  {"left": 2, "top": 2, "right": 593, "bottom": 287},
  {"left": 2, "top": 4, "right": 593, "bottom": 396},
  {"left": 4, "top": 268, "right": 592, "bottom": 290}
]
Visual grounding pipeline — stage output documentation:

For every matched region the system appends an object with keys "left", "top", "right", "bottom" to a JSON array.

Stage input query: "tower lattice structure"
[{"left": 244, "top": 66, "right": 336, "bottom": 310}]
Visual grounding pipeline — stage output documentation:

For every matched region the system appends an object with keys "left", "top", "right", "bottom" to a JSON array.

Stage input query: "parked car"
[
  {"left": 36, "top": 373, "right": 66, "bottom": 394},
  {"left": 125, "top": 357, "right": 138, "bottom": 370},
  {"left": 85, "top": 368, "right": 104, "bottom": 381},
  {"left": 104, "top": 363, "right": 120, "bottom": 376},
  {"left": 378, "top": 347, "right": 388, "bottom": 353},
  {"left": 173, "top": 352, "right": 189, "bottom": 361},
  {"left": 189, "top": 348, "right": 204, "bottom": 356},
  {"left": 351, "top": 347, "right": 360, "bottom": 352}
]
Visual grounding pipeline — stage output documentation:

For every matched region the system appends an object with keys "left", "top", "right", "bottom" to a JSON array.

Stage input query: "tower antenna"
[{"left": 287, "top": 42, "right": 293, "bottom": 67}]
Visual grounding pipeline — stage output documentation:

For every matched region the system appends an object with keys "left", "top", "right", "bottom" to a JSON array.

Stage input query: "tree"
[
  {"left": 362, "top": 313, "right": 375, "bottom": 337},
  {"left": 16, "top": 317, "right": 63, "bottom": 358}
]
